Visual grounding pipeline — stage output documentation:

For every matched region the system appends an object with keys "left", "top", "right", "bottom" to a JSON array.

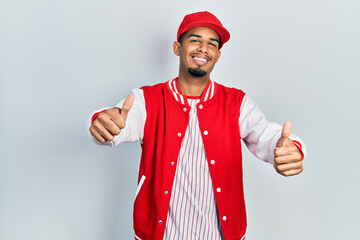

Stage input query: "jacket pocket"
[{"left": 134, "top": 175, "right": 146, "bottom": 201}]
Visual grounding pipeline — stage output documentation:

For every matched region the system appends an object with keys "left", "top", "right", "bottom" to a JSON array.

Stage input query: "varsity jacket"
[
  {"left": 89, "top": 79, "right": 307, "bottom": 240},
  {"left": 134, "top": 80, "right": 246, "bottom": 240}
]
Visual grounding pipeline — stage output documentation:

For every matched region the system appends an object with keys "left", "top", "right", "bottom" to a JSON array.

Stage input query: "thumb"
[
  {"left": 281, "top": 120, "right": 292, "bottom": 139},
  {"left": 120, "top": 94, "right": 135, "bottom": 120},
  {"left": 276, "top": 120, "right": 292, "bottom": 147}
]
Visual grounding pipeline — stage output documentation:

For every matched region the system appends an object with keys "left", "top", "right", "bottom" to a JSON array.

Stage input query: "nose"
[{"left": 197, "top": 42, "right": 208, "bottom": 53}]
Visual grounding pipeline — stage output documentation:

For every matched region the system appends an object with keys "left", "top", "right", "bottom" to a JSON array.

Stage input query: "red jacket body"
[{"left": 133, "top": 81, "right": 246, "bottom": 240}]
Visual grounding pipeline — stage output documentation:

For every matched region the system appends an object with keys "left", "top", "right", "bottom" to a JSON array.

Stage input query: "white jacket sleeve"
[
  {"left": 239, "top": 94, "right": 307, "bottom": 164},
  {"left": 88, "top": 88, "right": 146, "bottom": 147}
]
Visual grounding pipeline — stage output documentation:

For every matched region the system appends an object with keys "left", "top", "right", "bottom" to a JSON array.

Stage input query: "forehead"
[{"left": 183, "top": 27, "right": 220, "bottom": 40}]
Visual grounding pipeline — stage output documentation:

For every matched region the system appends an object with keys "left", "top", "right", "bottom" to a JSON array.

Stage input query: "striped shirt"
[
  {"left": 163, "top": 97, "right": 224, "bottom": 240},
  {"left": 163, "top": 79, "right": 223, "bottom": 239}
]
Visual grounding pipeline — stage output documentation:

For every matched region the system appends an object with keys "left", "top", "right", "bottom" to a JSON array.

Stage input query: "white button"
[
  {"left": 199, "top": 104, "right": 203, "bottom": 109},
  {"left": 177, "top": 132, "right": 182, "bottom": 137},
  {"left": 165, "top": 191, "right": 169, "bottom": 195},
  {"left": 171, "top": 161, "right": 175, "bottom": 166},
  {"left": 204, "top": 131, "right": 208, "bottom": 135},
  {"left": 159, "top": 220, "right": 163, "bottom": 224},
  {"left": 216, "top": 188, "right": 221, "bottom": 192},
  {"left": 222, "top": 216, "right": 227, "bottom": 221},
  {"left": 210, "top": 160, "right": 215, "bottom": 165},
  {"left": 183, "top": 107, "right": 187, "bottom": 112}
]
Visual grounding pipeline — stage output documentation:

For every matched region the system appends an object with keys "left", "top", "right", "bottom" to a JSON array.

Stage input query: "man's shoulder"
[
  {"left": 140, "top": 81, "right": 170, "bottom": 100},
  {"left": 140, "top": 81, "right": 167, "bottom": 91},
  {"left": 214, "top": 81, "right": 246, "bottom": 95}
]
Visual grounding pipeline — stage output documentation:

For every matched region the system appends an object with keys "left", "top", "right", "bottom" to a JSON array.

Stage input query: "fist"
[
  {"left": 89, "top": 94, "right": 134, "bottom": 143},
  {"left": 274, "top": 121, "right": 303, "bottom": 177}
]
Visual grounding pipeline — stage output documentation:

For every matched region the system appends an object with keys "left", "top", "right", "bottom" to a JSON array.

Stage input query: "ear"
[
  {"left": 214, "top": 50, "right": 221, "bottom": 63},
  {"left": 173, "top": 41, "right": 181, "bottom": 56}
]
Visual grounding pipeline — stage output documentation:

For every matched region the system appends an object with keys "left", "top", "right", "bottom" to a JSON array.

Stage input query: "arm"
[
  {"left": 88, "top": 88, "right": 146, "bottom": 146},
  {"left": 239, "top": 95, "right": 307, "bottom": 176}
]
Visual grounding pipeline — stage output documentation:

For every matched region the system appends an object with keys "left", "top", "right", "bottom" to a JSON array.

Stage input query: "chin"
[{"left": 188, "top": 67, "right": 207, "bottom": 77}]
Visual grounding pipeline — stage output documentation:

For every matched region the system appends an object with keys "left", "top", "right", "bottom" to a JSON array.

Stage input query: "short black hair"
[{"left": 178, "top": 32, "right": 186, "bottom": 46}]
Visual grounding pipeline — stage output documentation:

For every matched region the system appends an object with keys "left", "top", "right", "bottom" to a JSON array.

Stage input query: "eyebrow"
[
  {"left": 188, "top": 34, "right": 220, "bottom": 44},
  {"left": 210, "top": 38, "right": 220, "bottom": 44}
]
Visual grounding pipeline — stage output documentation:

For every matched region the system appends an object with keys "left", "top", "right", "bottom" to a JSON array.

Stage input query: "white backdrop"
[{"left": 1, "top": 0, "right": 359, "bottom": 239}]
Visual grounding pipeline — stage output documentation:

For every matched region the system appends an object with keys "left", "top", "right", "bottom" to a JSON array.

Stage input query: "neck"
[{"left": 177, "top": 74, "right": 210, "bottom": 97}]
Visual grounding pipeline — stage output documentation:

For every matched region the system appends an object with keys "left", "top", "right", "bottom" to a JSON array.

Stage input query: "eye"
[
  {"left": 208, "top": 42, "right": 217, "bottom": 47},
  {"left": 190, "top": 39, "right": 199, "bottom": 43}
]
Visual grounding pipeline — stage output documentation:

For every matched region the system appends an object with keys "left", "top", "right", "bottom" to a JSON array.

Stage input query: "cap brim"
[{"left": 178, "top": 22, "right": 230, "bottom": 49}]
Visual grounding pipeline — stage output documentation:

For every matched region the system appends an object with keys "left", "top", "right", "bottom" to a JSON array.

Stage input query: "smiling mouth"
[{"left": 192, "top": 56, "right": 209, "bottom": 65}]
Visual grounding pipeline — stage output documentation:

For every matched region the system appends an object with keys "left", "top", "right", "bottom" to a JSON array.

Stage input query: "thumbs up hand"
[
  {"left": 89, "top": 94, "right": 135, "bottom": 143},
  {"left": 274, "top": 121, "right": 303, "bottom": 176}
]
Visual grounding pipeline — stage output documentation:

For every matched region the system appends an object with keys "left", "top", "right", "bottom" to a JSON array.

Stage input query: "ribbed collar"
[{"left": 167, "top": 77, "right": 215, "bottom": 105}]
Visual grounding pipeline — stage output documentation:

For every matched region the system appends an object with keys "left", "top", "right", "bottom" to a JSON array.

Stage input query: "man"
[{"left": 89, "top": 11, "right": 306, "bottom": 240}]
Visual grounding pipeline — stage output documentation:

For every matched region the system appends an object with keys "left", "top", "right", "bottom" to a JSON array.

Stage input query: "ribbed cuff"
[
  {"left": 91, "top": 109, "right": 107, "bottom": 124},
  {"left": 292, "top": 140, "right": 304, "bottom": 160}
]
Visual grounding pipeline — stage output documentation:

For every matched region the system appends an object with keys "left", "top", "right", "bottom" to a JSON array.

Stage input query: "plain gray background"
[{"left": 1, "top": 0, "right": 359, "bottom": 239}]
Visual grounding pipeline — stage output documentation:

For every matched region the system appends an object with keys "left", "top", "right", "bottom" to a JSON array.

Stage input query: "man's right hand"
[{"left": 89, "top": 94, "right": 135, "bottom": 143}]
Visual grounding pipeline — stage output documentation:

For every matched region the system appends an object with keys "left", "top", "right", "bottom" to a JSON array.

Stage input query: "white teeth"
[{"left": 194, "top": 57, "right": 207, "bottom": 63}]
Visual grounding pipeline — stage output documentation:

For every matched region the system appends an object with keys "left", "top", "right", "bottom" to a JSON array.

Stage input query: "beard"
[{"left": 188, "top": 67, "right": 207, "bottom": 77}]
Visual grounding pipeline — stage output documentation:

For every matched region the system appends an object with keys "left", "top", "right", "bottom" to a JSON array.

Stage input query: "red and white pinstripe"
[{"left": 163, "top": 79, "right": 223, "bottom": 240}]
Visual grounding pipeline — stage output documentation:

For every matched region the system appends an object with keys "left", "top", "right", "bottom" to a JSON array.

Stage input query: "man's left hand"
[{"left": 274, "top": 121, "right": 303, "bottom": 176}]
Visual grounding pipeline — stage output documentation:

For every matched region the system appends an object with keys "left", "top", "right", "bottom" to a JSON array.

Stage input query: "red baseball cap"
[{"left": 177, "top": 11, "right": 230, "bottom": 49}]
